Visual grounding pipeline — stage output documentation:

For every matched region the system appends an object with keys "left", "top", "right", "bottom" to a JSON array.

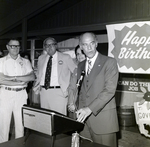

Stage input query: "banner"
[
  {"left": 134, "top": 101, "right": 150, "bottom": 138},
  {"left": 106, "top": 21, "right": 150, "bottom": 74},
  {"left": 117, "top": 78, "right": 150, "bottom": 93}
]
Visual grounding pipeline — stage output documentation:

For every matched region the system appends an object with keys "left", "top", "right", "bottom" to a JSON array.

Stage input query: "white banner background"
[{"left": 106, "top": 21, "right": 150, "bottom": 74}]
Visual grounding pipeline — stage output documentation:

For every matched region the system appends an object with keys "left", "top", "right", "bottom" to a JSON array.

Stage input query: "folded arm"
[{"left": 0, "top": 71, "right": 35, "bottom": 86}]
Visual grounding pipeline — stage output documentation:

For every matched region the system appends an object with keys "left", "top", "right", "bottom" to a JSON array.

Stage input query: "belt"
[
  {"left": 41, "top": 86, "right": 60, "bottom": 89},
  {"left": 5, "top": 87, "right": 26, "bottom": 92}
]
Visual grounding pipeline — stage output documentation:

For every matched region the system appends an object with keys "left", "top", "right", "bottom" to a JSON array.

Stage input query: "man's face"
[
  {"left": 80, "top": 33, "right": 97, "bottom": 59},
  {"left": 6, "top": 40, "right": 20, "bottom": 58},
  {"left": 44, "top": 39, "right": 57, "bottom": 56}
]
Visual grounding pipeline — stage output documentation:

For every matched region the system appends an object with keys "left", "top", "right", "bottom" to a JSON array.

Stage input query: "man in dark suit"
[{"left": 75, "top": 32, "right": 119, "bottom": 147}]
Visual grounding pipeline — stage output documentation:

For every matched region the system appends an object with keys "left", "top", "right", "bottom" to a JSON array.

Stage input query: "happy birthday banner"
[{"left": 106, "top": 21, "right": 150, "bottom": 74}]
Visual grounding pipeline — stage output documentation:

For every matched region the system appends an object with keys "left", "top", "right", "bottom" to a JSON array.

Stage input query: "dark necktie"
[{"left": 44, "top": 56, "right": 52, "bottom": 90}]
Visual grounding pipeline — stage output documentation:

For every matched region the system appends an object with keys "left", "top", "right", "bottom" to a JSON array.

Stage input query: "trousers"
[
  {"left": 80, "top": 121, "right": 117, "bottom": 147},
  {"left": 0, "top": 88, "right": 27, "bottom": 143},
  {"left": 40, "top": 88, "right": 68, "bottom": 115}
]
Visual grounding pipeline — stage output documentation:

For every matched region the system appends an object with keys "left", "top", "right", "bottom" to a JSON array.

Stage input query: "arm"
[
  {"left": 66, "top": 54, "right": 77, "bottom": 73},
  {"left": 0, "top": 58, "right": 35, "bottom": 86},
  {"left": 32, "top": 55, "right": 43, "bottom": 94},
  {"left": 68, "top": 68, "right": 78, "bottom": 112},
  {"left": 0, "top": 73, "right": 26, "bottom": 86},
  {"left": 88, "top": 59, "right": 118, "bottom": 115},
  {"left": 15, "top": 71, "right": 35, "bottom": 82},
  {"left": 76, "top": 58, "right": 119, "bottom": 122}
]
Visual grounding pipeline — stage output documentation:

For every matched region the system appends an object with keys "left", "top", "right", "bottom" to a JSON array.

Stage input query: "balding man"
[
  {"left": 33, "top": 37, "right": 76, "bottom": 115},
  {"left": 75, "top": 32, "right": 119, "bottom": 147}
]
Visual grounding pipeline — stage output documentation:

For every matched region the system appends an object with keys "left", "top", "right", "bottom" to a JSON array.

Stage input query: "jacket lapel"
[
  {"left": 87, "top": 53, "right": 106, "bottom": 91},
  {"left": 57, "top": 52, "right": 63, "bottom": 78}
]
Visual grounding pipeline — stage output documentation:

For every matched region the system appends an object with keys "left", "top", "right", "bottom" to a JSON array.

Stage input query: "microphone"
[{"left": 76, "top": 70, "right": 85, "bottom": 87}]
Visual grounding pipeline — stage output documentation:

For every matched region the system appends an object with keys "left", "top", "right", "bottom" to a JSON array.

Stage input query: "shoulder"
[
  {"left": 38, "top": 54, "right": 47, "bottom": 59},
  {"left": 98, "top": 53, "right": 117, "bottom": 64},
  {"left": 58, "top": 51, "right": 72, "bottom": 60},
  {"left": 0, "top": 55, "right": 7, "bottom": 63}
]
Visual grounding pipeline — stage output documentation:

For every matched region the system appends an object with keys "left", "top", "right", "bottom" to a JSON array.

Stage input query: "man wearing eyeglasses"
[
  {"left": 33, "top": 37, "right": 76, "bottom": 115},
  {"left": 0, "top": 38, "right": 35, "bottom": 143},
  {"left": 74, "top": 32, "right": 119, "bottom": 147}
]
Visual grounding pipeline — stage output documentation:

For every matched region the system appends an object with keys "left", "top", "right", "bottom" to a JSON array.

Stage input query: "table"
[{"left": 0, "top": 131, "right": 108, "bottom": 147}]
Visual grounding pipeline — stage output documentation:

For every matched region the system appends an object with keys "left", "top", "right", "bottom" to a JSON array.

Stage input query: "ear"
[
  {"left": 95, "top": 41, "right": 98, "bottom": 48},
  {"left": 6, "top": 45, "right": 9, "bottom": 50}
]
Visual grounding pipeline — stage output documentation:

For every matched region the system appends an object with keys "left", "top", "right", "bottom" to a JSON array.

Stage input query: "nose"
[{"left": 87, "top": 44, "right": 92, "bottom": 50}]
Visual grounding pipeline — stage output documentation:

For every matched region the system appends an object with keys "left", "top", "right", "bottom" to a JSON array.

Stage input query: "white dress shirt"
[{"left": 86, "top": 51, "right": 98, "bottom": 75}]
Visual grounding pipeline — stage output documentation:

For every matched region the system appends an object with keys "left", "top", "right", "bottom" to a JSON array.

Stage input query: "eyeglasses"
[
  {"left": 44, "top": 43, "right": 57, "bottom": 48},
  {"left": 8, "top": 45, "right": 20, "bottom": 49}
]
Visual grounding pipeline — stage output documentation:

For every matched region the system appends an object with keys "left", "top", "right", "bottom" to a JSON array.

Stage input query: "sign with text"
[
  {"left": 106, "top": 21, "right": 150, "bottom": 74},
  {"left": 134, "top": 102, "right": 150, "bottom": 138},
  {"left": 117, "top": 77, "right": 150, "bottom": 93}
]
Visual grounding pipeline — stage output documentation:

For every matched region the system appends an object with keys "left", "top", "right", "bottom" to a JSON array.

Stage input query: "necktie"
[
  {"left": 44, "top": 56, "right": 52, "bottom": 90},
  {"left": 87, "top": 59, "right": 92, "bottom": 75}
]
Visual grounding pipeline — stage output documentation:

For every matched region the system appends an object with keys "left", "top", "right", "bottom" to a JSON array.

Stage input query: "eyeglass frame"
[
  {"left": 44, "top": 43, "right": 57, "bottom": 48},
  {"left": 8, "top": 45, "right": 20, "bottom": 49}
]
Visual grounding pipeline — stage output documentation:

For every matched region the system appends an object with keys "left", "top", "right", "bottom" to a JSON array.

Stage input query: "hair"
[
  {"left": 7, "top": 38, "right": 20, "bottom": 45},
  {"left": 79, "top": 32, "right": 98, "bottom": 45},
  {"left": 43, "top": 37, "right": 57, "bottom": 47},
  {"left": 74, "top": 45, "right": 85, "bottom": 56}
]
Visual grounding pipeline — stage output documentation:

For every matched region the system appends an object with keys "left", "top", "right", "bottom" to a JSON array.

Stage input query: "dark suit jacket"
[{"left": 77, "top": 53, "right": 119, "bottom": 134}]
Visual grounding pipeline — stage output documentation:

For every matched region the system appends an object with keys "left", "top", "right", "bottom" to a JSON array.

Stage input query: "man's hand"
[
  {"left": 68, "top": 103, "right": 76, "bottom": 112},
  {"left": 76, "top": 107, "right": 92, "bottom": 123}
]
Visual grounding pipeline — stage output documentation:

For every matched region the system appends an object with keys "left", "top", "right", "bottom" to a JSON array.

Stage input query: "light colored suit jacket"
[
  {"left": 34, "top": 51, "right": 76, "bottom": 97},
  {"left": 77, "top": 53, "right": 119, "bottom": 134}
]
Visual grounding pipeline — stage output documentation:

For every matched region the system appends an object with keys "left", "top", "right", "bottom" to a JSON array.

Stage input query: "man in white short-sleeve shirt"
[{"left": 0, "top": 39, "right": 35, "bottom": 143}]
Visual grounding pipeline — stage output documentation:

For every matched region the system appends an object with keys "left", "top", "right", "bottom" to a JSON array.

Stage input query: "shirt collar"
[
  {"left": 86, "top": 51, "right": 98, "bottom": 64},
  {"left": 47, "top": 51, "right": 57, "bottom": 61},
  {"left": 6, "top": 54, "right": 21, "bottom": 60}
]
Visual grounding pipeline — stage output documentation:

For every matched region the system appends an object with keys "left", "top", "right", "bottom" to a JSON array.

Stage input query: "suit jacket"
[
  {"left": 34, "top": 51, "right": 76, "bottom": 97},
  {"left": 77, "top": 53, "right": 119, "bottom": 134}
]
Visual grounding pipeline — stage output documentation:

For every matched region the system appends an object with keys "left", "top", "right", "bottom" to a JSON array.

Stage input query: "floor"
[
  {"left": 118, "top": 125, "right": 150, "bottom": 147},
  {"left": 9, "top": 125, "right": 150, "bottom": 147},
  {"left": 8, "top": 107, "right": 150, "bottom": 147}
]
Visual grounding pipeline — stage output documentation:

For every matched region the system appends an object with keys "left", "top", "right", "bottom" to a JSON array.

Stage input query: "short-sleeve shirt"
[{"left": 0, "top": 54, "right": 33, "bottom": 88}]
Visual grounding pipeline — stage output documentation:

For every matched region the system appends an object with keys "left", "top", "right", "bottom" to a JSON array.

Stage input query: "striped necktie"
[
  {"left": 44, "top": 56, "right": 52, "bottom": 90},
  {"left": 87, "top": 59, "right": 92, "bottom": 75}
]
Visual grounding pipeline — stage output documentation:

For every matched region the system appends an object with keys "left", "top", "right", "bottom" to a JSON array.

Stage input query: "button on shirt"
[
  {"left": 40, "top": 52, "right": 59, "bottom": 86},
  {"left": 0, "top": 54, "right": 33, "bottom": 88}
]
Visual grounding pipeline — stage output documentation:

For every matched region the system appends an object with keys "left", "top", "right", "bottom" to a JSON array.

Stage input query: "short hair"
[
  {"left": 74, "top": 45, "right": 85, "bottom": 56},
  {"left": 43, "top": 37, "right": 57, "bottom": 47},
  {"left": 7, "top": 38, "right": 20, "bottom": 45},
  {"left": 79, "top": 32, "right": 98, "bottom": 45}
]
